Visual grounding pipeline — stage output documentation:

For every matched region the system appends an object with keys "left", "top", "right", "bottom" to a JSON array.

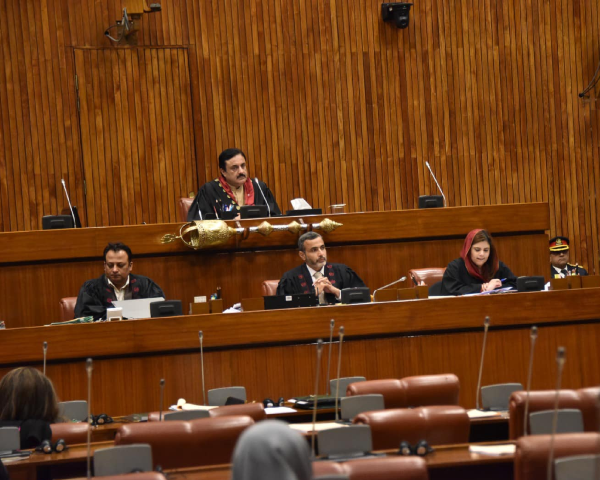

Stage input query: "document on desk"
[
  {"left": 113, "top": 297, "right": 164, "bottom": 319},
  {"left": 289, "top": 422, "right": 348, "bottom": 432},
  {"left": 469, "top": 444, "right": 516, "bottom": 456},
  {"left": 168, "top": 403, "right": 217, "bottom": 411},
  {"left": 265, "top": 407, "right": 297, "bottom": 415},
  {"left": 467, "top": 409, "right": 502, "bottom": 419}
]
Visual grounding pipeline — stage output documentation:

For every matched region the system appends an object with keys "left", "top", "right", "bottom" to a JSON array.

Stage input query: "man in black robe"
[
  {"left": 187, "top": 148, "right": 281, "bottom": 221},
  {"left": 549, "top": 236, "right": 588, "bottom": 278},
  {"left": 74, "top": 242, "right": 165, "bottom": 320},
  {"left": 276, "top": 232, "right": 366, "bottom": 304}
]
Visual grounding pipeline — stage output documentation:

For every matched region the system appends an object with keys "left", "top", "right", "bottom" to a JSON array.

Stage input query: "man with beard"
[
  {"left": 74, "top": 243, "right": 165, "bottom": 320},
  {"left": 187, "top": 148, "right": 281, "bottom": 221},
  {"left": 276, "top": 232, "right": 366, "bottom": 305}
]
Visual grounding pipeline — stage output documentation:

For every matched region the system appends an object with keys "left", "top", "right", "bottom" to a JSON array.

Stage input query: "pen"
[{"left": 500, "top": 278, "right": 507, "bottom": 283}]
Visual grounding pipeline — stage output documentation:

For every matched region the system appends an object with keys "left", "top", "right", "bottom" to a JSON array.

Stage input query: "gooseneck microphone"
[
  {"left": 424, "top": 161, "right": 447, "bottom": 207},
  {"left": 254, "top": 178, "right": 271, "bottom": 217},
  {"left": 523, "top": 326, "right": 538, "bottom": 436},
  {"left": 311, "top": 339, "right": 324, "bottom": 458},
  {"left": 475, "top": 316, "right": 491, "bottom": 410},
  {"left": 60, "top": 179, "right": 78, "bottom": 227},
  {"left": 334, "top": 326, "right": 345, "bottom": 422},
  {"left": 325, "top": 319, "right": 335, "bottom": 395},
  {"left": 43, "top": 341, "right": 48, "bottom": 376},
  {"left": 199, "top": 331, "right": 206, "bottom": 405},
  {"left": 372, "top": 276, "right": 407, "bottom": 301},
  {"left": 546, "top": 347, "right": 566, "bottom": 480},
  {"left": 86, "top": 358, "right": 93, "bottom": 480},
  {"left": 159, "top": 379, "right": 165, "bottom": 421}
]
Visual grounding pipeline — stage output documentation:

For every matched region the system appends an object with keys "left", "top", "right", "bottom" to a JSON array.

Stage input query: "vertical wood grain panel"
[{"left": 0, "top": 0, "right": 598, "bottom": 274}]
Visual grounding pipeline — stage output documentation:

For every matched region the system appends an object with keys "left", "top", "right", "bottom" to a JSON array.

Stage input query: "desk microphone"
[
  {"left": 325, "top": 319, "right": 335, "bottom": 395},
  {"left": 254, "top": 178, "right": 271, "bottom": 217},
  {"left": 199, "top": 331, "right": 206, "bottom": 405},
  {"left": 334, "top": 326, "right": 345, "bottom": 422},
  {"left": 43, "top": 342, "right": 48, "bottom": 376},
  {"left": 424, "top": 161, "right": 447, "bottom": 207},
  {"left": 85, "top": 358, "right": 93, "bottom": 480},
  {"left": 159, "top": 379, "right": 165, "bottom": 421},
  {"left": 372, "top": 276, "right": 407, "bottom": 301},
  {"left": 546, "top": 347, "right": 566, "bottom": 480},
  {"left": 523, "top": 326, "right": 538, "bottom": 436},
  {"left": 311, "top": 339, "right": 324, "bottom": 458},
  {"left": 475, "top": 316, "right": 491, "bottom": 410},
  {"left": 60, "top": 179, "right": 78, "bottom": 227}
]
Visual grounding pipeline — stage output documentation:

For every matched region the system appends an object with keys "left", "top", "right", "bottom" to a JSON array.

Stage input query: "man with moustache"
[
  {"left": 276, "top": 232, "right": 366, "bottom": 305},
  {"left": 187, "top": 148, "right": 281, "bottom": 221},
  {"left": 549, "top": 236, "right": 588, "bottom": 278}
]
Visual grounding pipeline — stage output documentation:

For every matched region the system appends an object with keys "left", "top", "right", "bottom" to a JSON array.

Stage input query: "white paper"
[
  {"left": 467, "top": 409, "right": 502, "bottom": 419},
  {"left": 291, "top": 198, "right": 312, "bottom": 210},
  {"left": 469, "top": 444, "right": 516, "bottom": 456},
  {"left": 169, "top": 403, "right": 217, "bottom": 411},
  {"left": 265, "top": 407, "right": 297, "bottom": 415},
  {"left": 113, "top": 297, "right": 164, "bottom": 319},
  {"left": 289, "top": 422, "right": 348, "bottom": 432}
]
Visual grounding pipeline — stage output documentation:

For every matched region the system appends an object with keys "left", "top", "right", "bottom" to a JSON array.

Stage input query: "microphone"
[
  {"left": 325, "top": 319, "right": 335, "bottom": 395},
  {"left": 43, "top": 341, "right": 48, "bottom": 376},
  {"left": 199, "top": 331, "right": 206, "bottom": 405},
  {"left": 254, "top": 178, "right": 271, "bottom": 217},
  {"left": 372, "top": 276, "right": 407, "bottom": 301},
  {"left": 159, "top": 378, "right": 165, "bottom": 421},
  {"left": 311, "top": 339, "right": 324, "bottom": 458},
  {"left": 60, "top": 179, "right": 78, "bottom": 228},
  {"left": 334, "top": 326, "right": 345, "bottom": 422},
  {"left": 424, "top": 161, "right": 447, "bottom": 207},
  {"left": 475, "top": 316, "right": 491, "bottom": 410},
  {"left": 523, "top": 326, "right": 538, "bottom": 436},
  {"left": 546, "top": 347, "right": 566, "bottom": 480},
  {"left": 85, "top": 358, "right": 93, "bottom": 480}
]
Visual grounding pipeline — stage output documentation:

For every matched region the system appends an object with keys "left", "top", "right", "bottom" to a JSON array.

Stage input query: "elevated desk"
[
  {"left": 1, "top": 287, "right": 599, "bottom": 416},
  {"left": 0, "top": 203, "right": 549, "bottom": 328}
]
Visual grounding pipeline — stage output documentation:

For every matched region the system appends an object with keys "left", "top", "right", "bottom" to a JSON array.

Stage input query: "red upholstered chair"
[
  {"left": 115, "top": 415, "right": 254, "bottom": 469},
  {"left": 93, "top": 474, "right": 166, "bottom": 480},
  {"left": 209, "top": 403, "right": 267, "bottom": 422},
  {"left": 261, "top": 280, "right": 280, "bottom": 297},
  {"left": 313, "top": 457, "right": 428, "bottom": 480},
  {"left": 346, "top": 374, "right": 460, "bottom": 409},
  {"left": 59, "top": 297, "right": 77, "bottom": 321},
  {"left": 51, "top": 422, "right": 88, "bottom": 444},
  {"left": 514, "top": 433, "right": 600, "bottom": 480},
  {"left": 178, "top": 197, "right": 195, "bottom": 222},
  {"left": 509, "top": 387, "right": 600, "bottom": 439},
  {"left": 408, "top": 268, "right": 446, "bottom": 286},
  {"left": 353, "top": 406, "right": 469, "bottom": 450}
]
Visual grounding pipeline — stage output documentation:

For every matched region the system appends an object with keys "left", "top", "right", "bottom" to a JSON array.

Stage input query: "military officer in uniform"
[{"left": 549, "top": 236, "right": 588, "bottom": 278}]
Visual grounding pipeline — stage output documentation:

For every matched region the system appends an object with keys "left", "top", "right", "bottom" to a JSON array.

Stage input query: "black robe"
[
  {"left": 74, "top": 274, "right": 165, "bottom": 321},
  {"left": 550, "top": 263, "right": 588, "bottom": 278},
  {"left": 440, "top": 258, "right": 517, "bottom": 296},
  {"left": 276, "top": 263, "right": 366, "bottom": 304},
  {"left": 187, "top": 178, "right": 281, "bottom": 221}
]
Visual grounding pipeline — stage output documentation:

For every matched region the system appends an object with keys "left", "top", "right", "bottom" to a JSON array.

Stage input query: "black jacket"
[{"left": 440, "top": 258, "right": 517, "bottom": 296}]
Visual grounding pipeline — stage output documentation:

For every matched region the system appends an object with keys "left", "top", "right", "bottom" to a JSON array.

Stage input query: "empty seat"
[
  {"left": 59, "top": 297, "right": 78, "bottom": 321},
  {"left": 555, "top": 454, "right": 600, "bottom": 480},
  {"left": 115, "top": 415, "right": 254, "bottom": 469},
  {"left": 313, "top": 457, "right": 428, "bottom": 480},
  {"left": 261, "top": 280, "right": 279, "bottom": 297},
  {"left": 208, "top": 402, "right": 266, "bottom": 422},
  {"left": 51, "top": 422, "right": 89, "bottom": 444},
  {"left": 340, "top": 395, "right": 385, "bottom": 421},
  {"left": 346, "top": 374, "right": 460, "bottom": 409},
  {"left": 58, "top": 400, "right": 88, "bottom": 422},
  {"left": 207, "top": 386, "right": 247, "bottom": 406},
  {"left": 164, "top": 410, "right": 209, "bottom": 421},
  {"left": 353, "top": 405, "right": 469, "bottom": 450},
  {"left": 178, "top": 197, "right": 194, "bottom": 222},
  {"left": 529, "top": 409, "right": 584, "bottom": 435},
  {"left": 94, "top": 444, "right": 153, "bottom": 477},
  {"left": 514, "top": 433, "right": 600, "bottom": 480},
  {"left": 408, "top": 268, "right": 446, "bottom": 286},
  {"left": 330, "top": 377, "right": 366, "bottom": 396},
  {"left": 91, "top": 474, "right": 166, "bottom": 480},
  {"left": 509, "top": 387, "right": 600, "bottom": 439},
  {"left": 481, "top": 383, "right": 523, "bottom": 411}
]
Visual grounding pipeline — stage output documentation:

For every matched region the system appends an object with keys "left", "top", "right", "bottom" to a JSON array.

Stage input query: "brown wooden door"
[{"left": 74, "top": 47, "right": 196, "bottom": 226}]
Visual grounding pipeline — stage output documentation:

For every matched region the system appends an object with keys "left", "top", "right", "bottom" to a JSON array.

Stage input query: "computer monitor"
[
  {"left": 516, "top": 276, "right": 545, "bottom": 292},
  {"left": 150, "top": 300, "right": 183, "bottom": 318},
  {"left": 240, "top": 205, "right": 269, "bottom": 219},
  {"left": 418, "top": 195, "right": 444, "bottom": 209},
  {"left": 341, "top": 287, "right": 371, "bottom": 304},
  {"left": 42, "top": 215, "right": 74, "bottom": 230}
]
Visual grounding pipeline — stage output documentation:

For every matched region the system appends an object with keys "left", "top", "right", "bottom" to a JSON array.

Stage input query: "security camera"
[{"left": 381, "top": 2, "right": 413, "bottom": 29}]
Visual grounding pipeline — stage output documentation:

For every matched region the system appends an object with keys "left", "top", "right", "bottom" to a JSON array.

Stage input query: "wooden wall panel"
[{"left": 0, "top": 0, "right": 598, "bottom": 268}]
